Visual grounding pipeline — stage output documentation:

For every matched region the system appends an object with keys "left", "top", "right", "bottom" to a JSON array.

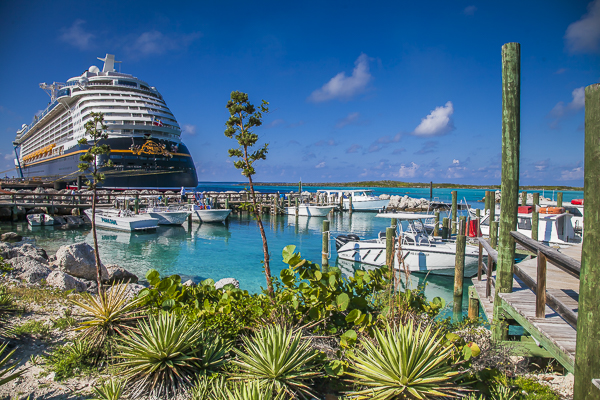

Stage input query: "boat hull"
[
  {"left": 84, "top": 209, "right": 159, "bottom": 232},
  {"left": 145, "top": 211, "right": 191, "bottom": 225},
  {"left": 342, "top": 199, "right": 389, "bottom": 211},
  {"left": 285, "top": 205, "right": 334, "bottom": 217},
  {"left": 21, "top": 137, "right": 198, "bottom": 189},
  {"left": 191, "top": 208, "right": 231, "bottom": 223},
  {"left": 337, "top": 239, "right": 480, "bottom": 277}
]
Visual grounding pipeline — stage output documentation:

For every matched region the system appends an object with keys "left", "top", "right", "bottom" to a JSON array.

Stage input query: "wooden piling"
[
  {"left": 489, "top": 192, "right": 496, "bottom": 225},
  {"left": 468, "top": 286, "right": 480, "bottom": 320},
  {"left": 348, "top": 197, "right": 353, "bottom": 215},
  {"left": 493, "top": 42, "right": 520, "bottom": 341},
  {"left": 574, "top": 83, "right": 600, "bottom": 400},
  {"left": 490, "top": 221, "right": 499, "bottom": 248},
  {"left": 476, "top": 208, "right": 481, "bottom": 237},
  {"left": 390, "top": 218, "right": 397, "bottom": 230},
  {"left": 453, "top": 234, "right": 466, "bottom": 321},
  {"left": 134, "top": 195, "right": 139, "bottom": 214},
  {"left": 429, "top": 181, "right": 433, "bottom": 201},
  {"left": 535, "top": 250, "right": 547, "bottom": 318},
  {"left": 322, "top": 220, "right": 330, "bottom": 271},
  {"left": 451, "top": 191, "right": 457, "bottom": 234},
  {"left": 484, "top": 190, "right": 490, "bottom": 213},
  {"left": 459, "top": 216, "right": 466, "bottom": 235},
  {"left": 442, "top": 217, "right": 449, "bottom": 240},
  {"left": 521, "top": 191, "right": 527, "bottom": 206},
  {"left": 532, "top": 192, "right": 539, "bottom": 241},
  {"left": 556, "top": 192, "right": 563, "bottom": 208},
  {"left": 434, "top": 211, "right": 440, "bottom": 236},
  {"left": 188, "top": 213, "right": 192, "bottom": 229}
]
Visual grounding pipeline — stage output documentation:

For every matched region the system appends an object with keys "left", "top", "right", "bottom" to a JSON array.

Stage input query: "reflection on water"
[{"left": 1, "top": 212, "right": 474, "bottom": 314}]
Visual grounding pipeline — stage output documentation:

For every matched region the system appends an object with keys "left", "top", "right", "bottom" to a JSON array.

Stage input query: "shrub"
[
  {"left": 70, "top": 282, "right": 143, "bottom": 347},
  {"left": 44, "top": 339, "right": 97, "bottom": 381},
  {"left": 92, "top": 378, "right": 126, "bottom": 400},
  {"left": 346, "top": 320, "right": 464, "bottom": 399},
  {"left": 231, "top": 325, "right": 321, "bottom": 399},
  {"left": 14, "top": 320, "right": 51, "bottom": 337},
  {"left": 116, "top": 313, "right": 228, "bottom": 398}
]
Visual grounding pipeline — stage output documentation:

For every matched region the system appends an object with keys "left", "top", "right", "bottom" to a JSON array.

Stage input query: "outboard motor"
[{"left": 335, "top": 234, "right": 360, "bottom": 251}]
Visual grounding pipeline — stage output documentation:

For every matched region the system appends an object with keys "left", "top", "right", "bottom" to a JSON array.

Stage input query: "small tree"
[
  {"left": 78, "top": 112, "right": 113, "bottom": 295},
  {"left": 225, "top": 91, "right": 274, "bottom": 296}
]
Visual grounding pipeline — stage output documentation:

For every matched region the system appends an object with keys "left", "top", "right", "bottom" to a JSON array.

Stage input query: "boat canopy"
[{"left": 375, "top": 212, "right": 431, "bottom": 220}]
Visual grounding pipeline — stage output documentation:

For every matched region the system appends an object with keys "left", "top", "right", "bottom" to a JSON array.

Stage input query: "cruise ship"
[{"left": 13, "top": 54, "right": 198, "bottom": 189}]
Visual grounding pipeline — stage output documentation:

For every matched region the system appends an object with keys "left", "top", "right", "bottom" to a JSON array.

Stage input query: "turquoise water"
[{"left": 3, "top": 184, "right": 582, "bottom": 316}]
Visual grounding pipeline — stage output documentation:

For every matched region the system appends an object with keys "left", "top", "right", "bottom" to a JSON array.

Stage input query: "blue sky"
[{"left": 0, "top": 1, "right": 598, "bottom": 186}]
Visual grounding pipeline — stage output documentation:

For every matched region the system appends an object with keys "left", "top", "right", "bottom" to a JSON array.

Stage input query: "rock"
[
  {"left": 379, "top": 194, "right": 390, "bottom": 200},
  {"left": 55, "top": 242, "right": 108, "bottom": 281},
  {"left": 182, "top": 279, "right": 195, "bottom": 287},
  {"left": 46, "top": 271, "right": 87, "bottom": 292},
  {"left": 18, "top": 264, "right": 52, "bottom": 284},
  {"left": 5, "top": 244, "right": 48, "bottom": 263},
  {"left": 107, "top": 283, "right": 145, "bottom": 300},
  {"left": 215, "top": 278, "right": 240, "bottom": 290},
  {"left": 81, "top": 279, "right": 98, "bottom": 294},
  {"left": 1, "top": 232, "right": 22, "bottom": 243},
  {"left": 106, "top": 265, "right": 138, "bottom": 284},
  {"left": 8, "top": 256, "right": 49, "bottom": 273}
]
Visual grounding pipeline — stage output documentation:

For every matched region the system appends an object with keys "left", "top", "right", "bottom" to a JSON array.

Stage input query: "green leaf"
[
  {"left": 336, "top": 293, "right": 350, "bottom": 311},
  {"left": 324, "top": 360, "right": 345, "bottom": 376},
  {"left": 282, "top": 245, "right": 296, "bottom": 263},
  {"left": 314, "top": 270, "right": 322, "bottom": 281},
  {"left": 201, "top": 278, "right": 215, "bottom": 287},
  {"left": 345, "top": 309, "right": 361, "bottom": 324},
  {"left": 340, "top": 330, "right": 357, "bottom": 348},
  {"left": 156, "top": 278, "right": 173, "bottom": 292},
  {"left": 161, "top": 299, "right": 175, "bottom": 311},
  {"left": 146, "top": 269, "right": 160, "bottom": 286}
]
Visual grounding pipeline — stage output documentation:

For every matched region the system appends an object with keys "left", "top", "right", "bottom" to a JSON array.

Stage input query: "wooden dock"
[{"left": 472, "top": 241, "right": 581, "bottom": 372}]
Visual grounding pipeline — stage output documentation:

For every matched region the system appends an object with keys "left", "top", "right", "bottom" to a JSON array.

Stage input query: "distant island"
[{"left": 251, "top": 180, "right": 583, "bottom": 191}]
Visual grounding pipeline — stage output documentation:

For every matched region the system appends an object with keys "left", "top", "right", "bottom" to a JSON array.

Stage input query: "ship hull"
[{"left": 20, "top": 137, "right": 198, "bottom": 189}]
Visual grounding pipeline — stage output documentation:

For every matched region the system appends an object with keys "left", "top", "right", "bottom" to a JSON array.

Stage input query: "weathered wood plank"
[{"left": 511, "top": 231, "right": 581, "bottom": 278}]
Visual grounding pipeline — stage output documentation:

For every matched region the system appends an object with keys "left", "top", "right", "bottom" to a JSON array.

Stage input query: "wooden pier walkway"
[{"left": 472, "top": 238, "right": 581, "bottom": 372}]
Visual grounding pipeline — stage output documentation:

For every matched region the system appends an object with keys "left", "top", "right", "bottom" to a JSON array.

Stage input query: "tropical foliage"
[
  {"left": 0, "top": 342, "right": 24, "bottom": 387},
  {"left": 346, "top": 321, "right": 464, "bottom": 399},
  {"left": 231, "top": 325, "right": 321, "bottom": 399}
]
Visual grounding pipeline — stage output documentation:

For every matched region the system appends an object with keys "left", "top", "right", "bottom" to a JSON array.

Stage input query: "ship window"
[
  {"left": 117, "top": 80, "right": 137, "bottom": 87},
  {"left": 109, "top": 155, "right": 123, "bottom": 159}
]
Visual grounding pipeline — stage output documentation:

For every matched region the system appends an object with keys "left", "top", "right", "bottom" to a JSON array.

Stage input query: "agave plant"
[
  {"left": 0, "top": 342, "right": 24, "bottom": 387},
  {"left": 231, "top": 325, "right": 321, "bottom": 399},
  {"left": 92, "top": 378, "right": 126, "bottom": 400},
  {"left": 0, "top": 285, "right": 17, "bottom": 341},
  {"left": 346, "top": 321, "right": 463, "bottom": 399},
  {"left": 224, "top": 380, "right": 287, "bottom": 400},
  {"left": 117, "top": 313, "right": 228, "bottom": 398},
  {"left": 70, "top": 282, "right": 143, "bottom": 347}
]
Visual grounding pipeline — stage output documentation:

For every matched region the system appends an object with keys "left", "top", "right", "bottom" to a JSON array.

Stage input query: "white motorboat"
[
  {"left": 140, "top": 206, "right": 191, "bottom": 225},
  {"left": 335, "top": 212, "right": 479, "bottom": 276},
  {"left": 27, "top": 213, "right": 55, "bottom": 226},
  {"left": 318, "top": 189, "right": 389, "bottom": 211},
  {"left": 84, "top": 208, "right": 159, "bottom": 232},
  {"left": 188, "top": 204, "right": 231, "bottom": 223},
  {"left": 285, "top": 205, "right": 334, "bottom": 217}
]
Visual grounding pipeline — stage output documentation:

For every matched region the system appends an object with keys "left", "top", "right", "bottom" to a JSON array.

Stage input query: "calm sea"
[{"left": 0, "top": 184, "right": 584, "bottom": 317}]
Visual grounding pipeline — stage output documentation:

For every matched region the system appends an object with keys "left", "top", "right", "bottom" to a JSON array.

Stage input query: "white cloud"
[
  {"left": 125, "top": 30, "right": 202, "bottom": 58},
  {"left": 346, "top": 144, "right": 362, "bottom": 153},
  {"left": 4, "top": 154, "right": 13, "bottom": 161},
  {"left": 59, "top": 20, "right": 94, "bottom": 50},
  {"left": 550, "top": 87, "right": 585, "bottom": 118},
  {"left": 463, "top": 6, "right": 477, "bottom": 15},
  {"left": 315, "top": 161, "right": 326, "bottom": 169},
  {"left": 266, "top": 119, "right": 285, "bottom": 128},
  {"left": 565, "top": 0, "right": 600, "bottom": 54},
  {"left": 397, "top": 162, "right": 419, "bottom": 178},
  {"left": 559, "top": 167, "right": 584, "bottom": 181},
  {"left": 335, "top": 112, "right": 360, "bottom": 129},
  {"left": 413, "top": 101, "right": 454, "bottom": 136},
  {"left": 308, "top": 54, "right": 372, "bottom": 102},
  {"left": 452, "top": 159, "right": 460, "bottom": 164},
  {"left": 182, "top": 124, "right": 197, "bottom": 135}
]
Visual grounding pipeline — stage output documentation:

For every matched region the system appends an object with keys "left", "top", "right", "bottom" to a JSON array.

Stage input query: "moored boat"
[
  {"left": 27, "top": 213, "right": 55, "bottom": 226},
  {"left": 84, "top": 208, "right": 159, "bottom": 232},
  {"left": 188, "top": 204, "right": 231, "bottom": 223},
  {"left": 317, "top": 189, "right": 389, "bottom": 211},
  {"left": 285, "top": 205, "right": 334, "bottom": 217},
  {"left": 335, "top": 212, "right": 479, "bottom": 276},
  {"left": 140, "top": 206, "right": 191, "bottom": 225}
]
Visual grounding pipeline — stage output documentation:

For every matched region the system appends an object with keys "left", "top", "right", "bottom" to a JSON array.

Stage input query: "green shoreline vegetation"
[{"left": 248, "top": 180, "right": 583, "bottom": 191}]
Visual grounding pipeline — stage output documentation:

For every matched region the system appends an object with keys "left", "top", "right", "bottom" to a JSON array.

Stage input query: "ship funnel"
[{"left": 97, "top": 54, "right": 121, "bottom": 73}]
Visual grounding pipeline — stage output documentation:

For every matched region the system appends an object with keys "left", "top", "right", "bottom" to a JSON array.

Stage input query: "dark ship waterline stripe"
[{"left": 23, "top": 149, "right": 191, "bottom": 167}]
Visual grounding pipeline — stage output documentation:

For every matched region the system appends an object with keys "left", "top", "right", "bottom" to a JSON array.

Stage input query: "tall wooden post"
[
  {"left": 493, "top": 42, "right": 520, "bottom": 341},
  {"left": 453, "top": 234, "right": 466, "bottom": 322},
  {"left": 434, "top": 211, "right": 440, "bottom": 236},
  {"left": 322, "top": 220, "right": 330, "bottom": 272},
  {"left": 556, "top": 192, "right": 563, "bottom": 208},
  {"left": 489, "top": 193, "right": 496, "bottom": 226},
  {"left": 134, "top": 196, "right": 139, "bottom": 214},
  {"left": 390, "top": 218, "right": 397, "bottom": 230},
  {"left": 348, "top": 197, "right": 353, "bottom": 215},
  {"left": 476, "top": 208, "right": 481, "bottom": 237},
  {"left": 451, "top": 191, "right": 458, "bottom": 234},
  {"left": 532, "top": 192, "right": 539, "bottom": 241},
  {"left": 574, "top": 83, "right": 600, "bottom": 400},
  {"left": 490, "top": 221, "right": 499, "bottom": 248},
  {"left": 484, "top": 191, "right": 490, "bottom": 213},
  {"left": 459, "top": 216, "right": 467, "bottom": 235},
  {"left": 441, "top": 217, "right": 449, "bottom": 240},
  {"left": 429, "top": 181, "right": 433, "bottom": 201},
  {"left": 521, "top": 191, "right": 527, "bottom": 206}
]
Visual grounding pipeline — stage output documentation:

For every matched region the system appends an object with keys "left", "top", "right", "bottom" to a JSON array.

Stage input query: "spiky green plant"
[
  {"left": 224, "top": 380, "right": 287, "bottom": 400},
  {"left": 0, "top": 286, "right": 17, "bottom": 341},
  {"left": 70, "top": 283, "right": 143, "bottom": 347},
  {"left": 92, "top": 378, "right": 126, "bottom": 400},
  {"left": 346, "top": 321, "right": 463, "bottom": 399},
  {"left": 231, "top": 325, "right": 321, "bottom": 399},
  {"left": 45, "top": 339, "right": 97, "bottom": 381},
  {"left": 189, "top": 375, "right": 227, "bottom": 400},
  {"left": 117, "top": 313, "right": 228, "bottom": 398},
  {"left": 0, "top": 342, "right": 24, "bottom": 387}
]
